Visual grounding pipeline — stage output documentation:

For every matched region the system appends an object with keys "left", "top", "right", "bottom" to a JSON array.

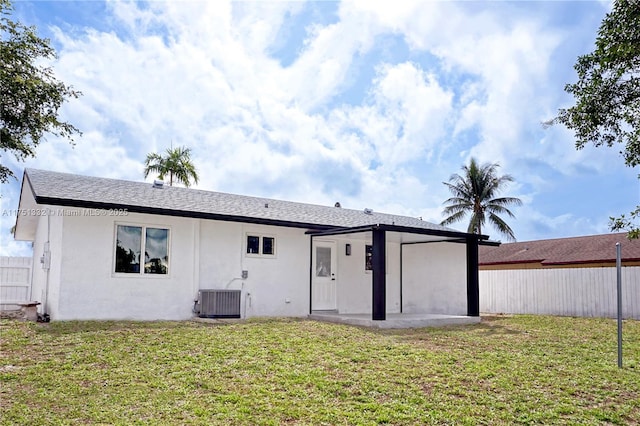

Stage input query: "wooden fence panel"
[
  {"left": 480, "top": 267, "right": 639, "bottom": 319},
  {"left": 0, "top": 257, "right": 33, "bottom": 309}
]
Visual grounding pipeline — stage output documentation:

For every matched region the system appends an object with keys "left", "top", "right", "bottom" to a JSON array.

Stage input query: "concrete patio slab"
[{"left": 308, "top": 312, "right": 481, "bottom": 329}]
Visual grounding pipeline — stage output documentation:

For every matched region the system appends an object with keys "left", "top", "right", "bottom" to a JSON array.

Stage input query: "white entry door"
[{"left": 312, "top": 241, "right": 337, "bottom": 310}]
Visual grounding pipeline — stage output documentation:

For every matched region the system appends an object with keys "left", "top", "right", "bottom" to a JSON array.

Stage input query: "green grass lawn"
[{"left": 1, "top": 315, "right": 638, "bottom": 425}]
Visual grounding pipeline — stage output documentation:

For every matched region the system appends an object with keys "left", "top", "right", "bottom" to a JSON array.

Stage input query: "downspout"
[
  {"left": 192, "top": 219, "right": 200, "bottom": 316},
  {"left": 43, "top": 209, "right": 51, "bottom": 316},
  {"left": 399, "top": 243, "right": 403, "bottom": 314},
  {"left": 308, "top": 234, "right": 313, "bottom": 314},
  {"left": 28, "top": 246, "right": 35, "bottom": 301},
  {"left": 240, "top": 225, "right": 250, "bottom": 319}
]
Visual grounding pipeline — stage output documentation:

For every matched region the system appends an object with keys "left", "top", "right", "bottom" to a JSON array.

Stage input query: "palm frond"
[
  {"left": 440, "top": 210, "right": 467, "bottom": 226},
  {"left": 144, "top": 152, "right": 166, "bottom": 179},
  {"left": 487, "top": 196, "right": 522, "bottom": 207},
  {"left": 485, "top": 203, "right": 518, "bottom": 219},
  {"left": 487, "top": 212, "right": 517, "bottom": 242},
  {"left": 468, "top": 210, "right": 485, "bottom": 235}
]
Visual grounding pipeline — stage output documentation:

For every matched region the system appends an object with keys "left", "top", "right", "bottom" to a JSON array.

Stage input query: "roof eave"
[
  {"left": 306, "top": 223, "right": 487, "bottom": 240},
  {"left": 31, "top": 195, "right": 336, "bottom": 231},
  {"left": 479, "top": 259, "right": 544, "bottom": 266},
  {"left": 14, "top": 170, "right": 39, "bottom": 241},
  {"left": 542, "top": 258, "right": 640, "bottom": 266}
]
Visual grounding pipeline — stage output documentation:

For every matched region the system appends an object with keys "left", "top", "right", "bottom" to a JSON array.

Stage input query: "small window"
[
  {"left": 115, "top": 225, "right": 142, "bottom": 273},
  {"left": 247, "top": 236, "right": 260, "bottom": 254},
  {"left": 145, "top": 228, "right": 169, "bottom": 274},
  {"left": 316, "top": 246, "right": 331, "bottom": 277},
  {"left": 246, "top": 234, "right": 276, "bottom": 257},
  {"left": 263, "top": 237, "right": 275, "bottom": 255},
  {"left": 115, "top": 224, "right": 169, "bottom": 275},
  {"left": 365, "top": 244, "right": 373, "bottom": 271}
]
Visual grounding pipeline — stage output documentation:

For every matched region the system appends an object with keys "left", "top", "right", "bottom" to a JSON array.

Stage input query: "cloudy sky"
[{"left": 1, "top": 0, "right": 638, "bottom": 256}]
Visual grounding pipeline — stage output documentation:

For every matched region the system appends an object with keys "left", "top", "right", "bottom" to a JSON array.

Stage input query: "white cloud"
[{"left": 3, "top": 0, "right": 623, "bottom": 254}]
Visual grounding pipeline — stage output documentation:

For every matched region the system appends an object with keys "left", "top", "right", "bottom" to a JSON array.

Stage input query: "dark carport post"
[
  {"left": 372, "top": 226, "right": 386, "bottom": 320},
  {"left": 466, "top": 234, "right": 480, "bottom": 317}
]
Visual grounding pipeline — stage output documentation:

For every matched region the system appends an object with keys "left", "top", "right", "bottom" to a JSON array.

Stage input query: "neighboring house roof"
[
  {"left": 479, "top": 233, "right": 640, "bottom": 267},
  {"left": 16, "top": 168, "right": 463, "bottom": 239}
]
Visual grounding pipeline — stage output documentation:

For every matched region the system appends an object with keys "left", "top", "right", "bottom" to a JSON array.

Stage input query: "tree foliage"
[
  {"left": 553, "top": 0, "right": 639, "bottom": 239},
  {"left": 555, "top": 0, "right": 639, "bottom": 166},
  {"left": 0, "top": 0, "right": 81, "bottom": 183},
  {"left": 610, "top": 206, "right": 640, "bottom": 239},
  {"left": 144, "top": 146, "right": 199, "bottom": 187},
  {"left": 441, "top": 158, "right": 522, "bottom": 241}
]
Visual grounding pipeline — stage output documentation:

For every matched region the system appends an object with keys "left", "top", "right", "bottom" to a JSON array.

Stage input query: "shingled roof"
[
  {"left": 479, "top": 233, "right": 640, "bottom": 266},
  {"left": 20, "top": 168, "right": 456, "bottom": 233}
]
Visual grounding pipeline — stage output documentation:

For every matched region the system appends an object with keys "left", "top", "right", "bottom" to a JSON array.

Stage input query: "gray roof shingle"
[{"left": 25, "top": 168, "right": 454, "bottom": 232}]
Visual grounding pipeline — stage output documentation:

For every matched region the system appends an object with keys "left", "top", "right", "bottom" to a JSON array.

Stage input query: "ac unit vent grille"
[{"left": 199, "top": 290, "right": 241, "bottom": 318}]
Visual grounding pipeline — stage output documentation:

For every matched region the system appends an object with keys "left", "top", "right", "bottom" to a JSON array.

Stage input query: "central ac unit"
[{"left": 198, "top": 290, "right": 241, "bottom": 318}]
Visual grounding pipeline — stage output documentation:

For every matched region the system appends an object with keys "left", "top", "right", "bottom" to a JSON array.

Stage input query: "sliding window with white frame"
[{"left": 114, "top": 224, "right": 170, "bottom": 275}]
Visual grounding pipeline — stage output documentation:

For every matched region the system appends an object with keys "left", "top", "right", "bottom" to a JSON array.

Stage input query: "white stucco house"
[{"left": 13, "top": 168, "right": 488, "bottom": 325}]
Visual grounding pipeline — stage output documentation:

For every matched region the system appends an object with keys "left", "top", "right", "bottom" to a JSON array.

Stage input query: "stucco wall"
[
  {"left": 47, "top": 213, "right": 64, "bottom": 319},
  {"left": 402, "top": 242, "right": 467, "bottom": 315},
  {"left": 29, "top": 213, "right": 47, "bottom": 313},
  {"left": 29, "top": 207, "right": 63, "bottom": 318},
  {"left": 199, "top": 221, "right": 310, "bottom": 318},
  {"left": 31, "top": 206, "right": 329, "bottom": 320},
  {"left": 55, "top": 209, "right": 196, "bottom": 320},
  {"left": 30, "top": 204, "right": 470, "bottom": 320},
  {"left": 333, "top": 237, "right": 401, "bottom": 314}
]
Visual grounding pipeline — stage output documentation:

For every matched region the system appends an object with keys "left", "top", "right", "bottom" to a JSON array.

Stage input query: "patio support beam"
[
  {"left": 372, "top": 227, "right": 386, "bottom": 321},
  {"left": 466, "top": 235, "right": 480, "bottom": 316}
]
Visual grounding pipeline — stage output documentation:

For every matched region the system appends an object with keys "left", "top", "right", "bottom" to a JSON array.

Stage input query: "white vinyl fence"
[
  {"left": 480, "top": 267, "right": 639, "bottom": 319},
  {"left": 0, "top": 257, "right": 33, "bottom": 310}
]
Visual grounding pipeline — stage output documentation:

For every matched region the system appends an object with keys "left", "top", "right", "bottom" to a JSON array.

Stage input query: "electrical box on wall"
[
  {"left": 40, "top": 242, "right": 51, "bottom": 271},
  {"left": 242, "top": 270, "right": 248, "bottom": 279}
]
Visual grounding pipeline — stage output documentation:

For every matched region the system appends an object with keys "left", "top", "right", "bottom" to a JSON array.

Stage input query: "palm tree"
[
  {"left": 440, "top": 157, "right": 522, "bottom": 241},
  {"left": 144, "top": 146, "right": 199, "bottom": 187}
]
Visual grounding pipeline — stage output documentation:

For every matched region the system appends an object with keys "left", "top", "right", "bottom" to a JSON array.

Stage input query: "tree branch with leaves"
[
  {"left": 0, "top": 0, "right": 81, "bottom": 183},
  {"left": 549, "top": 0, "right": 639, "bottom": 239}
]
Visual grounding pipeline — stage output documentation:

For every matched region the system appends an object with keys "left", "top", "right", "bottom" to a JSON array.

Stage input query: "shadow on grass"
[
  {"left": 31, "top": 320, "right": 198, "bottom": 336},
  {"left": 30, "top": 316, "right": 311, "bottom": 336},
  {"left": 26, "top": 314, "right": 531, "bottom": 341},
  {"left": 377, "top": 321, "right": 526, "bottom": 342}
]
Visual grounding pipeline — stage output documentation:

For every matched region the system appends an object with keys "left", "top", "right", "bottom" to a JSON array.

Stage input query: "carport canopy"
[{"left": 306, "top": 224, "right": 492, "bottom": 321}]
